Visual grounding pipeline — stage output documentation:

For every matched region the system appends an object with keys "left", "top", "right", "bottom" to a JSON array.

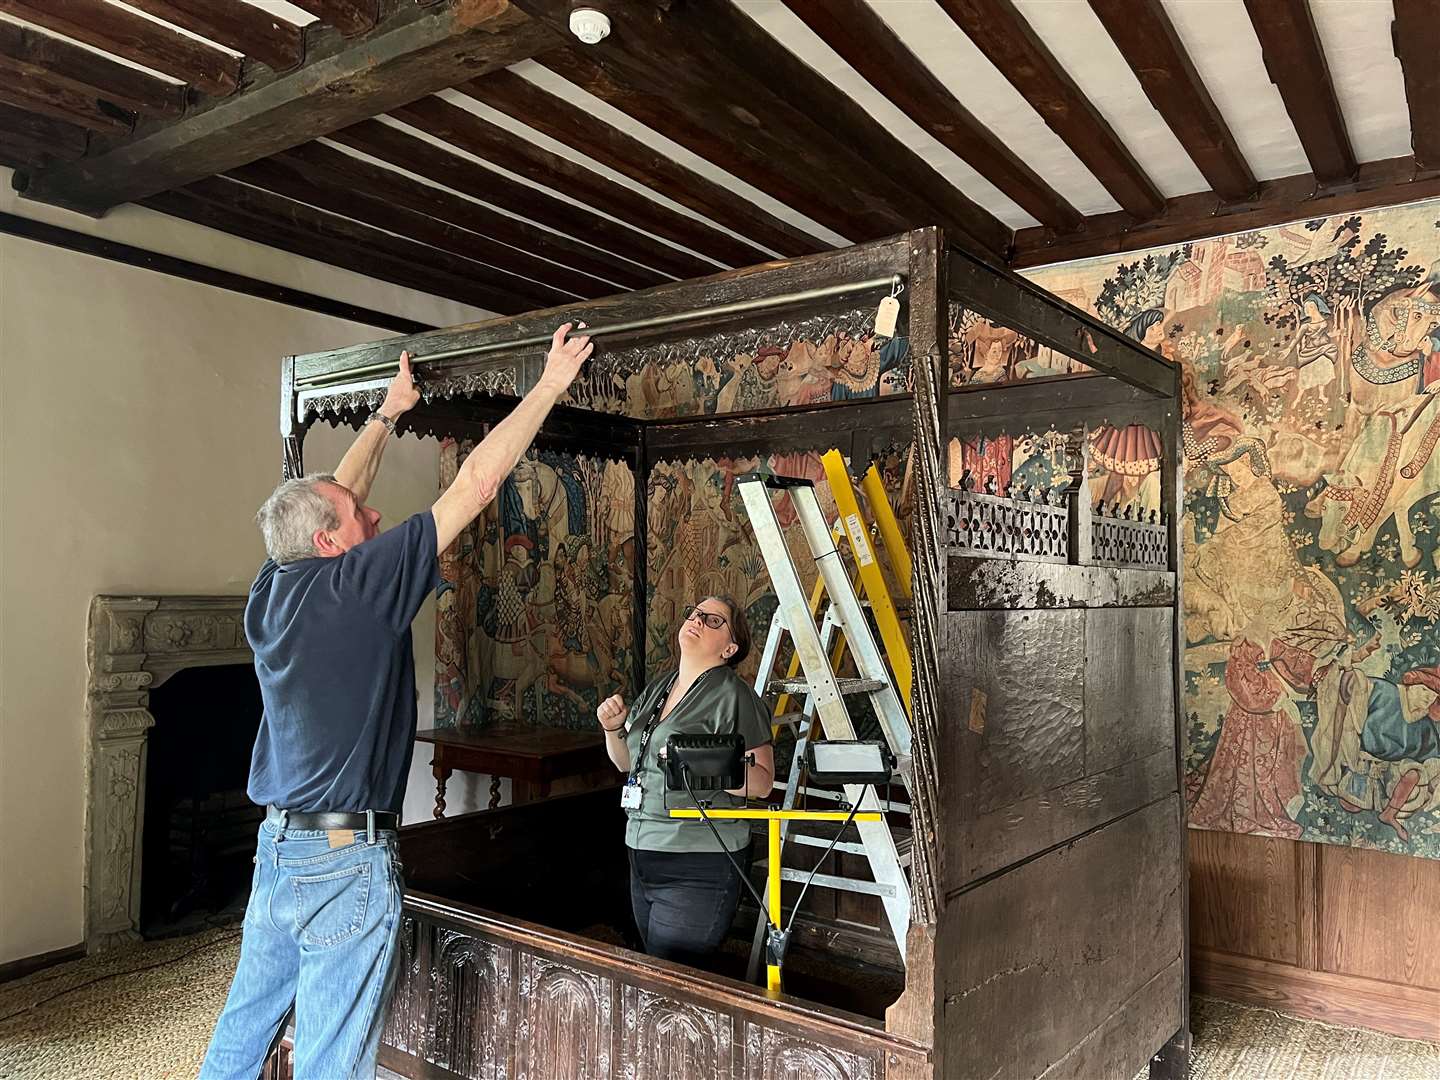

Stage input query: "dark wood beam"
[
  {"left": 284, "top": 138, "right": 663, "bottom": 290},
  {"left": 0, "top": 0, "right": 241, "bottom": 97},
  {"left": 289, "top": 0, "right": 380, "bottom": 37},
  {"left": 141, "top": 175, "right": 541, "bottom": 314},
  {"left": 1243, "top": 0, "right": 1356, "bottom": 185},
  {"left": 0, "top": 210, "right": 435, "bottom": 335},
  {"left": 647, "top": 0, "right": 1012, "bottom": 256},
  {"left": 10, "top": 1, "right": 560, "bottom": 216},
  {"left": 518, "top": 4, "right": 1010, "bottom": 257},
  {"left": 0, "top": 102, "right": 88, "bottom": 170},
  {"left": 0, "top": 78, "right": 133, "bottom": 135},
  {"left": 392, "top": 95, "right": 762, "bottom": 268},
  {"left": 935, "top": 0, "right": 1165, "bottom": 220},
  {"left": 125, "top": 0, "right": 305, "bottom": 74},
  {"left": 331, "top": 118, "right": 702, "bottom": 280},
  {"left": 780, "top": 0, "right": 1083, "bottom": 233},
  {"left": 1392, "top": 0, "right": 1440, "bottom": 171},
  {"left": 458, "top": 69, "right": 825, "bottom": 257},
  {"left": 1089, "top": 0, "right": 1256, "bottom": 202},
  {"left": 0, "top": 21, "right": 186, "bottom": 119},
  {"left": 232, "top": 150, "right": 607, "bottom": 301},
  {"left": 949, "top": 249, "right": 1175, "bottom": 397},
  {"left": 1010, "top": 155, "right": 1439, "bottom": 268}
]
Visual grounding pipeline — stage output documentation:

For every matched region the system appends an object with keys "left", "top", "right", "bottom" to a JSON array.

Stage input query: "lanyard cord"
[{"left": 629, "top": 667, "right": 719, "bottom": 781}]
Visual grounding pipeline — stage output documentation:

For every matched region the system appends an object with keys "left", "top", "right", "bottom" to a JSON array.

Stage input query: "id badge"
[{"left": 620, "top": 780, "right": 643, "bottom": 810}]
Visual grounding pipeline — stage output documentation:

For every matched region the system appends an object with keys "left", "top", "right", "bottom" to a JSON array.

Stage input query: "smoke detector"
[{"left": 569, "top": 8, "right": 611, "bottom": 45}]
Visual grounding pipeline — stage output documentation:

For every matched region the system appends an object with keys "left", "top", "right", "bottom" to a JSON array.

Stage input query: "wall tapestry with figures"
[
  {"left": 434, "top": 440, "right": 637, "bottom": 731},
  {"left": 1020, "top": 198, "right": 1440, "bottom": 859}
]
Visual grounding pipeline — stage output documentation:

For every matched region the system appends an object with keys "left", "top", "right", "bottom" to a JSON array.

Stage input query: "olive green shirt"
[{"left": 622, "top": 665, "right": 773, "bottom": 853}]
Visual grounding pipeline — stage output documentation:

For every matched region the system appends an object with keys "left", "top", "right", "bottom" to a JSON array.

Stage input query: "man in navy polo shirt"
[{"left": 200, "top": 324, "right": 591, "bottom": 1080}]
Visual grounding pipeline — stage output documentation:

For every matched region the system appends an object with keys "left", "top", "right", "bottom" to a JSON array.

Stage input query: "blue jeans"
[{"left": 200, "top": 819, "right": 403, "bottom": 1080}]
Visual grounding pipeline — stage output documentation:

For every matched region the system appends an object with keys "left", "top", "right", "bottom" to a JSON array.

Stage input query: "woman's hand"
[
  {"left": 597, "top": 694, "right": 627, "bottom": 731},
  {"left": 598, "top": 694, "right": 631, "bottom": 772}
]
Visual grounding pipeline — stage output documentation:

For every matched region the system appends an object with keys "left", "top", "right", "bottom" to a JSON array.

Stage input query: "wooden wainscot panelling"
[
  {"left": 429, "top": 927, "right": 512, "bottom": 1079},
  {"left": 515, "top": 950, "right": 614, "bottom": 1080},
  {"left": 942, "top": 608, "right": 1177, "bottom": 887},
  {"left": 1187, "top": 829, "right": 1303, "bottom": 964},
  {"left": 743, "top": 1021, "right": 883, "bottom": 1080},
  {"left": 947, "top": 558, "right": 1175, "bottom": 611},
  {"left": 939, "top": 798, "right": 1185, "bottom": 1079},
  {"left": 621, "top": 984, "right": 735, "bottom": 1080},
  {"left": 1193, "top": 950, "right": 1440, "bottom": 1043},
  {"left": 1319, "top": 843, "right": 1440, "bottom": 990}
]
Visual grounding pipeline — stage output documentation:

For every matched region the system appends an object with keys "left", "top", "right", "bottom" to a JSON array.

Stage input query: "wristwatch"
[{"left": 369, "top": 412, "right": 397, "bottom": 436}]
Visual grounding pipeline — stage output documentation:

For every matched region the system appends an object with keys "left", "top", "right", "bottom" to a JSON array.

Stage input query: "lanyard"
[{"left": 629, "top": 668, "right": 715, "bottom": 781}]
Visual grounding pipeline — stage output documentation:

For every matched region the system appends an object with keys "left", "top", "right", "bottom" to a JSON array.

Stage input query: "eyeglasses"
[{"left": 682, "top": 605, "right": 729, "bottom": 632}]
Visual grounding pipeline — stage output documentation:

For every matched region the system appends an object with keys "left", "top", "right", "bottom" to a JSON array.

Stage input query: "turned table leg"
[
  {"left": 433, "top": 763, "right": 452, "bottom": 819},
  {"left": 489, "top": 775, "right": 502, "bottom": 810}
]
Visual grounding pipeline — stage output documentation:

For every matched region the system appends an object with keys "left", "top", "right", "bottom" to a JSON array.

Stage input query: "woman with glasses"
[{"left": 595, "top": 596, "right": 775, "bottom": 966}]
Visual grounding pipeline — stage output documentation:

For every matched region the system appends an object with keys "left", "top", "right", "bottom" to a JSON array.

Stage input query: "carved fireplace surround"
[{"left": 86, "top": 595, "right": 251, "bottom": 951}]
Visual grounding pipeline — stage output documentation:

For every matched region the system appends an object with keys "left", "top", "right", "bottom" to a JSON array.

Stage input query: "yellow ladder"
[{"left": 820, "top": 449, "right": 912, "bottom": 712}]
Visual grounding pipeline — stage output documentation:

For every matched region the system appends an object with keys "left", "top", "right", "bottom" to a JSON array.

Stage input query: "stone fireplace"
[{"left": 85, "top": 595, "right": 252, "bottom": 951}]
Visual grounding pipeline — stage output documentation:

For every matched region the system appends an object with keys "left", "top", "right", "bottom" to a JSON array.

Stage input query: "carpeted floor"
[{"left": 1, "top": 928, "right": 1437, "bottom": 1080}]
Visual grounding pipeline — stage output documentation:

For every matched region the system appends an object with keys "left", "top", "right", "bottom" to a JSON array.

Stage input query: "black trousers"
[{"left": 628, "top": 844, "right": 751, "bottom": 966}]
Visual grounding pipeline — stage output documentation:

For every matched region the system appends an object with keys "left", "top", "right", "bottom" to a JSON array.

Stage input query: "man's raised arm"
[
  {"left": 432, "top": 323, "right": 592, "bottom": 553},
  {"left": 334, "top": 351, "right": 420, "bottom": 505}
]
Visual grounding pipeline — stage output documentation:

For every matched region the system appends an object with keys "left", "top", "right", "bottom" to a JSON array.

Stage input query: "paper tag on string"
[{"left": 874, "top": 295, "right": 900, "bottom": 339}]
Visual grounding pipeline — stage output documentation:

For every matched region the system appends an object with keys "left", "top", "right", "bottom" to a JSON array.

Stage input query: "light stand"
[{"left": 664, "top": 735, "right": 891, "bottom": 996}]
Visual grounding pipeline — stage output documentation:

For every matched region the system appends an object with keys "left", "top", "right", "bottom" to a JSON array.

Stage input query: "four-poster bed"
[{"left": 267, "top": 229, "right": 1188, "bottom": 1079}]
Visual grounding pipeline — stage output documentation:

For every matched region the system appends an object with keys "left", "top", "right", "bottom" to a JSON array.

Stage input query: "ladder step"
[
  {"left": 776, "top": 868, "right": 900, "bottom": 898},
  {"left": 772, "top": 781, "right": 912, "bottom": 815},
  {"left": 768, "top": 677, "right": 887, "bottom": 697},
  {"left": 771, "top": 712, "right": 809, "bottom": 728}
]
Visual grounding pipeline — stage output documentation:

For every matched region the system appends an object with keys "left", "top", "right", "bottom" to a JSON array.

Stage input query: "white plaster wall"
[{"left": 0, "top": 179, "right": 498, "bottom": 964}]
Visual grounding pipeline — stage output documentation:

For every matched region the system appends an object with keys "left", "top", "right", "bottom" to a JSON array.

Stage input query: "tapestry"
[
  {"left": 434, "top": 441, "right": 637, "bottom": 730},
  {"left": 642, "top": 448, "right": 913, "bottom": 686},
  {"left": 1023, "top": 198, "right": 1440, "bottom": 858},
  {"left": 559, "top": 307, "right": 911, "bottom": 417}
]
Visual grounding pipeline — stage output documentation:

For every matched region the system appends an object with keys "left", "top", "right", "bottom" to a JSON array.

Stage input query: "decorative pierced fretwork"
[
  {"left": 1090, "top": 502, "right": 1170, "bottom": 570},
  {"left": 298, "top": 367, "right": 519, "bottom": 424},
  {"left": 944, "top": 485, "right": 1070, "bottom": 563}
]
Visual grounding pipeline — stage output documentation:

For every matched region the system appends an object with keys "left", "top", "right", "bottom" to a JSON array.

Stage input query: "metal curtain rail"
[{"left": 295, "top": 274, "right": 905, "bottom": 389}]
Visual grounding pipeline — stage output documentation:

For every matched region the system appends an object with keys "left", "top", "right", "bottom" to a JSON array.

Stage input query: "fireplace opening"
[{"left": 140, "top": 663, "right": 264, "bottom": 939}]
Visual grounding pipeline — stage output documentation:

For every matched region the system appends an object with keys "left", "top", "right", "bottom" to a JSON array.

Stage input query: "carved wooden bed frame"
[{"left": 269, "top": 229, "right": 1188, "bottom": 1080}]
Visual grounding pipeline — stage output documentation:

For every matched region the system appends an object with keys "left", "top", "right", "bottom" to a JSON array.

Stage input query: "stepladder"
[{"left": 735, "top": 466, "right": 915, "bottom": 981}]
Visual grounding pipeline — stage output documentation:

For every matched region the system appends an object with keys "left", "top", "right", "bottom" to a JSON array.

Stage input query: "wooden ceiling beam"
[
  {"left": 518, "top": 3, "right": 1009, "bottom": 257},
  {"left": 458, "top": 68, "right": 825, "bottom": 257},
  {"left": 0, "top": 102, "right": 88, "bottom": 170},
  {"left": 392, "top": 95, "right": 765, "bottom": 268},
  {"left": 781, "top": 0, "right": 1084, "bottom": 233},
  {"left": 124, "top": 0, "right": 304, "bottom": 74},
  {"left": 141, "top": 176, "right": 543, "bottom": 314},
  {"left": 0, "top": 21, "right": 186, "bottom": 119},
  {"left": 290, "top": 138, "right": 664, "bottom": 290},
  {"left": 1392, "top": 0, "right": 1440, "bottom": 172},
  {"left": 233, "top": 148, "right": 611, "bottom": 301},
  {"left": 332, "top": 118, "right": 706, "bottom": 280},
  {"left": 1010, "top": 156, "right": 1437, "bottom": 268},
  {"left": 1089, "top": 0, "right": 1257, "bottom": 202},
  {"left": 0, "top": 77, "right": 133, "bottom": 135},
  {"left": 0, "top": 0, "right": 240, "bottom": 97},
  {"left": 653, "top": 0, "right": 1011, "bottom": 256},
  {"left": 10, "top": 1, "right": 560, "bottom": 216},
  {"left": 1242, "top": 0, "right": 1356, "bottom": 185},
  {"left": 935, "top": 0, "right": 1165, "bottom": 220},
  {"left": 288, "top": 0, "right": 380, "bottom": 38}
]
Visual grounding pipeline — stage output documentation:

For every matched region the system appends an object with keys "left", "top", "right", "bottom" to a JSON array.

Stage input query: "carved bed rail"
[
  {"left": 379, "top": 893, "right": 930, "bottom": 1080},
  {"left": 943, "top": 485, "right": 1170, "bottom": 571}
]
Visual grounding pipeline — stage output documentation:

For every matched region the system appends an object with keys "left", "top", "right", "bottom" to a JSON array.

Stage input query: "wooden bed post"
[
  {"left": 1152, "top": 383, "right": 1192, "bottom": 1080},
  {"left": 279, "top": 353, "right": 304, "bottom": 480}
]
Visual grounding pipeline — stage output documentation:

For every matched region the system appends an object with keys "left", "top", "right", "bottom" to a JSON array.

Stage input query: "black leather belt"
[{"left": 266, "top": 805, "right": 399, "bottom": 832}]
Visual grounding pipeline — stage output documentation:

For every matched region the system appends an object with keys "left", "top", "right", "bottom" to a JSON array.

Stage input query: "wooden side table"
[{"left": 415, "top": 725, "right": 614, "bottom": 817}]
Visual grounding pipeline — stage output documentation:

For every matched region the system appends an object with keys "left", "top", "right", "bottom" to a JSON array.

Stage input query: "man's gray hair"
[{"left": 256, "top": 472, "right": 340, "bottom": 563}]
